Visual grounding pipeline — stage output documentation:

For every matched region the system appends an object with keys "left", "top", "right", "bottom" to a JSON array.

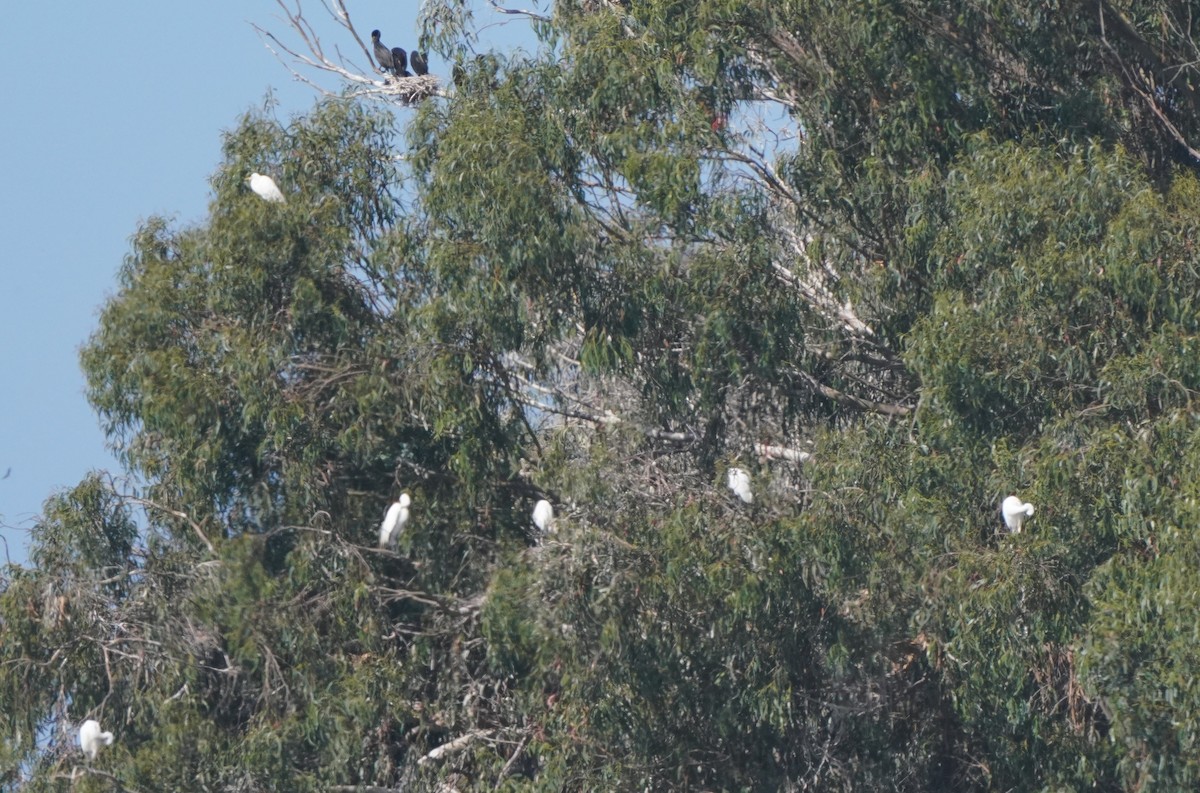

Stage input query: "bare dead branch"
[
  {"left": 754, "top": 443, "right": 812, "bottom": 464},
  {"left": 417, "top": 729, "right": 493, "bottom": 766},
  {"left": 1096, "top": 1, "right": 1200, "bottom": 161},
  {"left": 375, "top": 586, "right": 445, "bottom": 609},
  {"left": 772, "top": 228, "right": 876, "bottom": 339},
  {"left": 253, "top": 0, "right": 442, "bottom": 105},
  {"left": 124, "top": 496, "right": 214, "bottom": 554},
  {"left": 487, "top": 0, "right": 551, "bottom": 22},
  {"left": 54, "top": 767, "right": 148, "bottom": 793},
  {"left": 798, "top": 370, "right": 912, "bottom": 417},
  {"left": 493, "top": 731, "right": 531, "bottom": 790},
  {"left": 1120, "top": 64, "right": 1200, "bottom": 161}
]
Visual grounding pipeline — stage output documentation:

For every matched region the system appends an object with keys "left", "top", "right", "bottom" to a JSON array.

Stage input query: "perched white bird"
[
  {"left": 79, "top": 719, "right": 113, "bottom": 760},
  {"left": 379, "top": 493, "right": 412, "bottom": 548},
  {"left": 727, "top": 467, "right": 753, "bottom": 504},
  {"left": 532, "top": 499, "right": 554, "bottom": 534},
  {"left": 247, "top": 172, "right": 285, "bottom": 203},
  {"left": 1001, "top": 495, "right": 1035, "bottom": 533}
]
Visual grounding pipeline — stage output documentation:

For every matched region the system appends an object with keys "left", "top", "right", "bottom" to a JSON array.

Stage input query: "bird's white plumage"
[
  {"left": 532, "top": 499, "right": 554, "bottom": 534},
  {"left": 79, "top": 719, "right": 113, "bottom": 760},
  {"left": 379, "top": 493, "right": 411, "bottom": 548},
  {"left": 1001, "top": 495, "right": 1034, "bottom": 533},
  {"left": 727, "top": 467, "right": 753, "bottom": 504},
  {"left": 247, "top": 172, "right": 286, "bottom": 203}
]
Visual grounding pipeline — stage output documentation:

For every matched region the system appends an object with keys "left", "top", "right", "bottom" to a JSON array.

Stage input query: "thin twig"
[{"left": 487, "top": 0, "right": 551, "bottom": 22}]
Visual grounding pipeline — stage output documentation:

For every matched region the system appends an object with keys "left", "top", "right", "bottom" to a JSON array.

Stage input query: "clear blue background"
[{"left": 0, "top": 1, "right": 532, "bottom": 565}]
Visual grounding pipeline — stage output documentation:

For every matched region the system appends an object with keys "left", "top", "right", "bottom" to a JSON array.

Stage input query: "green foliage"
[{"left": 909, "top": 141, "right": 1200, "bottom": 436}]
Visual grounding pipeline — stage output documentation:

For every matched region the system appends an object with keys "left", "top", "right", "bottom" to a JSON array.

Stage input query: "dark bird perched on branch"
[
  {"left": 371, "top": 30, "right": 396, "bottom": 74},
  {"left": 391, "top": 47, "right": 411, "bottom": 77},
  {"left": 410, "top": 49, "right": 428, "bottom": 76}
]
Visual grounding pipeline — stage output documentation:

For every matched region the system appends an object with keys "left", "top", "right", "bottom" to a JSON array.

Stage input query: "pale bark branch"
[
  {"left": 1098, "top": 2, "right": 1200, "bottom": 162},
  {"left": 487, "top": 0, "right": 551, "bottom": 23},
  {"left": 504, "top": 364, "right": 699, "bottom": 444},
  {"left": 771, "top": 229, "right": 876, "bottom": 339},
  {"left": 254, "top": 0, "right": 442, "bottom": 104},
  {"left": 125, "top": 496, "right": 214, "bottom": 554},
  {"left": 754, "top": 443, "right": 812, "bottom": 464},
  {"left": 417, "top": 730, "right": 493, "bottom": 766},
  {"left": 55, "top": 768, "right": 147, "bottom": 793},
  {"left": 799, "top": 371, "right": 912, "bottom": 417},
  {"left": 493, "top": 732, "right": 531, "bottom": 790}
]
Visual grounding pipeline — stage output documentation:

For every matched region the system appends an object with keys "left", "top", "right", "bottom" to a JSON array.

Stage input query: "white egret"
[
  {"left": 1001, "top": 495, "right": 1034, "bottom": 533},
  {"left": 79, "top": 719, "right": 113, "bottom": 760},
  {"left": 727, "top": 467, "right": 753, "bottom": 504},
  {"left": 247, "top": 172, "right": 285, "bottom": 203},
  {"left": 532, "top": 499, "right": 554, "bottom": 534},
  {"left": 379, "top": 493, "right": 412, "bottom": 548}
]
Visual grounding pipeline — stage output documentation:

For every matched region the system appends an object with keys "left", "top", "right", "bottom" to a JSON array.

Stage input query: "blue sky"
[{"left": 0, "top": 1, "right": 534, "bottom": 566}]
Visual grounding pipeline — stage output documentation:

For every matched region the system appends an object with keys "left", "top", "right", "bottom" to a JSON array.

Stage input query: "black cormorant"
[
  {"left": 410, "top": 49, "right": 428, "bottom": 76},
  {"left": 390, "top": 47, "right": 411, "bottom": 77},
  {"left": 371, "top": 30, "right": 395, "bottom": 74}
]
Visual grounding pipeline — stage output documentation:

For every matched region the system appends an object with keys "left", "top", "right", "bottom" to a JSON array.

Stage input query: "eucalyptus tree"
[{"left": 7, "top": 0, "right": 1200, "bottom": 791}]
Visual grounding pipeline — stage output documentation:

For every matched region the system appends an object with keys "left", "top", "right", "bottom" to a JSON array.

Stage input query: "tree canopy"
[{"left": 6, "top": 0, "right": 1200, "bottom": 790}]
